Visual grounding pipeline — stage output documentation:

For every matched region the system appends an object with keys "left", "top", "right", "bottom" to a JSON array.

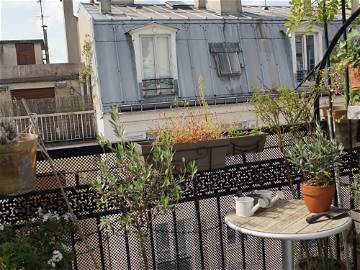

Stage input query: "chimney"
[
  {"left": 206, "top": 0, "right": 242, "bottom": 15},
  {"left": 62, "top": 0, "right": 81, "bottom": 63},
  {"left": 194, "top": 0, "right": 206, "bottom": 9},
  {"left": 100, "top": 0, "right": 111, "bottom": 14}
]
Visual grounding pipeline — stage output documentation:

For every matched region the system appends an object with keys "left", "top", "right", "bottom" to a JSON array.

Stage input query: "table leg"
[{"left": 281, "top": 240, "right": 294, "bottom": 270}]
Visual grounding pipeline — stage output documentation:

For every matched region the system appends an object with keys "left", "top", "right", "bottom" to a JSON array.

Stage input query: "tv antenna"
[
  {"left": 264, "top": 0, "right": 269, "bottom": 10},
  {"left": 38, "top": 0, "right": 50, "bottom": 63}
]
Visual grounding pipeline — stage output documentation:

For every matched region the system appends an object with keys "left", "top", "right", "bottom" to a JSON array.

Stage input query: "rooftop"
[{"left": 82, "top": 3, "right": 287, "bottom": 21}]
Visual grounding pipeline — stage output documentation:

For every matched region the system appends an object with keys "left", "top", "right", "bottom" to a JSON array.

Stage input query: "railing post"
[
  {"left": 193, "top": 175, "right": 205, "bottom": 270},
  {"left": 216, "top": 196, "right": 226, "bottom": 270}
]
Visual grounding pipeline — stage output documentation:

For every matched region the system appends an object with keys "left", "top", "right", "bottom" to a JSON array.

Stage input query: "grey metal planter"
[
  {"left": 134, "top": 138, "right": 230, "bottom": 172},
  {"left": 227, "top": 133, "right": 267, "bottom": 155}
]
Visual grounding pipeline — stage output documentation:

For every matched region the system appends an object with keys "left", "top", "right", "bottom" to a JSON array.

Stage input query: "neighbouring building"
[
  {"left": 77, "top": 0, "right": 342, "bottom": 141},
  {"left": 0, "top": 39, "right": 95, "bottom": 144}
]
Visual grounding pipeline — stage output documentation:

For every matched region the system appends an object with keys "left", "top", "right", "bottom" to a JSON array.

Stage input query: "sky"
[{"left": 0, "top": 0, "right": 288, "bottom": 63}]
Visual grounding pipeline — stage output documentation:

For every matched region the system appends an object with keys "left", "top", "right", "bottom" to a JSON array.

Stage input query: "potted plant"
[
  {"left": 287, "top": 124, "right": 343, "bottom": 213},
  {"left": 252, "top": 87, "right": 319, "bottom": 198},
  {"left": 136, "top": 77, "right": 268, "bottom": 172},
  {"left": 0, "top": 208, "right": 74, "bottom": 270},
  {"left": 92, "top": 107, "right": 197, "bottom": 270},
  {"left": 0, "top": 118, "right": 37, "bottom": 195}
]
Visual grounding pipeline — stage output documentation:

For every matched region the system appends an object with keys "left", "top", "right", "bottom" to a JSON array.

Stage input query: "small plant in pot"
[
  {"left": 287, "top": 124, "right": 343, "bottom": 213},
  {"left": 0, "top": 118, "right": 38, "bottom": 195}
]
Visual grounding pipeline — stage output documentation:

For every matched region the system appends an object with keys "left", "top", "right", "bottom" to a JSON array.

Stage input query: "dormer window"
[
  {"left": 210, "top": 43, "right": 242, "bottom": 77},
  {"left": 130, "top": 23, "right": 178, "bottom": 98}
]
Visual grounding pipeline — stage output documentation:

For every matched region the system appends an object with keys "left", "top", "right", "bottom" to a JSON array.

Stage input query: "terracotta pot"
[
  {"left": 301, "top": 183, "right": 335, "bottom": 213},
  {"left": 0, "top": 133, "right": 37, "bottom": 195},
  {"left": 350, "top": 66, "right": 360, "bottom": 90}
]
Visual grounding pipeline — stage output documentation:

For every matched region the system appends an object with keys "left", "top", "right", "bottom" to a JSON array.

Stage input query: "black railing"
[{"left": 0, "top": 131, "right": 358, "bottom": 270}]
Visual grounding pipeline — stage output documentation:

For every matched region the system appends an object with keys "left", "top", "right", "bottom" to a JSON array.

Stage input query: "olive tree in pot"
[
  {"left": 287, "top": 124, "right": 343, "bottom": 213},
  {"left": 0, "top": 118, "right": 37, "bottom": 195},
  {"left": 92, "top": 108, "right": 197, "bottom": 270}
]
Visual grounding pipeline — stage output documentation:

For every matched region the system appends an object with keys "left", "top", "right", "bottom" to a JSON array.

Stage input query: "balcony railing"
[
  {"left": 0, "top": 128, "right": 357, "bottom": 269},
  {"left": 12, "top": 110, "right": 96, "bottom": 143}
]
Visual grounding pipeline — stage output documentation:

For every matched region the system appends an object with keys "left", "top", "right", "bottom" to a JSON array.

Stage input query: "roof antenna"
[
  {"left": 38, "top": 0, "right": 50, "bottom": 64},
  {"left": 263, "top": 0, "right": 269, "bottom": 10}
]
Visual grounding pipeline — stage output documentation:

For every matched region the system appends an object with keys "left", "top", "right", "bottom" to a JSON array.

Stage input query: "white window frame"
[
  {"left": 289, "top": 24, "right": 323, "bottom": 82},
  {"left": 129, "top": 23, "right": 178, "bottom": 84}
]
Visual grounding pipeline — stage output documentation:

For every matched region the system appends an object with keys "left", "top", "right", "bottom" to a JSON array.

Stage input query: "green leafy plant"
[
  {"left": 0, "top": 119, "right": 17, "bottom": 145},
  {"left": 227, "top": 126, "right": 263, "bottom": 137},
  {"left": 0, "top": 208, "right": 74, "bottom": 270},
  {"left": 333, "top": 30, "right": 360, "bottom": 70},
  {"left": 92, "top": 107, "right": 197, "bottom": 270},
  {"left": 285, "top": 0, "right": 341, "bottom": 33},
  {"left": 252, "top": 87, "right": 319, "bottom": 196},
  {"left": 287, "top": 123, "right": 343, "bottom": 186},
  {"left": 80, "top": 35, "right": 92, "bottom": 85}
]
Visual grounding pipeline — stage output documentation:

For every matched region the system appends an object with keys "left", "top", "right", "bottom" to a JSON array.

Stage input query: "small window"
[
  {"left": 15, "top": 43, "right": 36, "bottom": 65},
  {"left": 210, "top": 43, "right": 242, "bottom": 77}
]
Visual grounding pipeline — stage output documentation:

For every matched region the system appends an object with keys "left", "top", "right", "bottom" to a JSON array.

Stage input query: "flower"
[
  {"left": 0, "top": 224, "right": 4, "bottom": 231},
  {"left": 62, "top": 213, "right": 72, "bottom": 222},
  {"left": 47, "top": 250, "right": 63, "bottom": 268},
  {"left": 52, "top": 250, "right": 63, "bottom": 262}
]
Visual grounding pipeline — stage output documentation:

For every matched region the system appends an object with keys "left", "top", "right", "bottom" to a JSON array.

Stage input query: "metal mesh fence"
[{"left": 0, "top": 130, "right": 357, "bottom": 270}]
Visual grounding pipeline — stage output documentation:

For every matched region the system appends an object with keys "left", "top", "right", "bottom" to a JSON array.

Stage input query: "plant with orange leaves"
[{"left": 150, "top": 77, "right": 225, "bottom": 144}]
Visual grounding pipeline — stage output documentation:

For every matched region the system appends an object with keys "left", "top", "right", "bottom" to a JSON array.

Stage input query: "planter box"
[
  {"left": 227, "top": 133, "right": 266, "bottom": 155},
  {"left": 135, "top": 138, "right": 230, "bottom": 172}
]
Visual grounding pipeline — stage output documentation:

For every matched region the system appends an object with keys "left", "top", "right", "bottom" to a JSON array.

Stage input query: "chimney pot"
[
  {"left": 194, "top": 0, "right": 206, "bottom": 9},
  {"left": 100, "top": 0, "right": 111, "bottom": 14},
  {"left": 206, "top": 0, "right": 242, "bottom": 15}
]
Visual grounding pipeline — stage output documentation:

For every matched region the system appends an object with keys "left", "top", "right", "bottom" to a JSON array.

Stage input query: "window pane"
[
  {"left": 156, "top": 37, "right": 171, "bottom": 78},
  {"left": 295, "top": 35, "right": 304, "bottom": 72},
  {"left": 218, "top": 53, "right": 231, "bottom": 75},
  {"left": 228, "top": 52, "right": 241, "bottom": 74},
  {"left": 141, "top": 37, "right": 156, "bottom": 80},
  {"left": 306, "top": 35, "right": 315, "bottom": 71}
]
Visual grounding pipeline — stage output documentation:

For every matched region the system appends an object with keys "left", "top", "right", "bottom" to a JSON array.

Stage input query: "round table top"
[{"left": 224, "top": 200, "right": 352, "bottom": 241}]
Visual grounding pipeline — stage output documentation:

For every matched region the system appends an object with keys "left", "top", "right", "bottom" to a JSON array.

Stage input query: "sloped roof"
[{"left": 82, "top": 3, "right": 286, "bottom": 21}]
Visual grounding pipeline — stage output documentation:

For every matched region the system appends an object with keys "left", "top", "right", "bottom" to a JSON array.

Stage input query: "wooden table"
[{"left": 224, "top": 200, "right": 352, "bottom": 270}]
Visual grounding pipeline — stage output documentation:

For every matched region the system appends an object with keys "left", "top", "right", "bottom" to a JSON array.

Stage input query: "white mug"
[{"left": 234, "top": 196, "right": 267, "bottom": 217}]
